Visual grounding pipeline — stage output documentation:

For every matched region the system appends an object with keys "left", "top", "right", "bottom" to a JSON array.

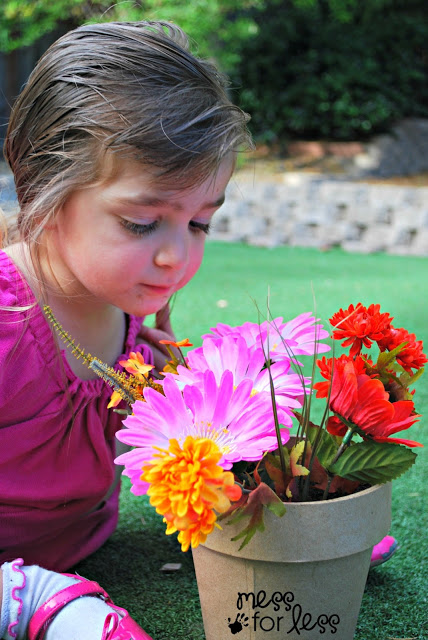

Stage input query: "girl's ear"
[
  {"left": 42, "top": 210, "right": 59, "bottom": 231},
  {"left": 43, "top": 222, "right": 57, "bottom": 231}
]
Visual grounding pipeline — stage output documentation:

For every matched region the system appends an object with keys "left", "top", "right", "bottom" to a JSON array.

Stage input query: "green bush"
[
  {"left": 0, "top": 1, "right": 262, "bottom": 72},
  {"left": 229, "top": 1, "right": 428, "bottom": 141}
]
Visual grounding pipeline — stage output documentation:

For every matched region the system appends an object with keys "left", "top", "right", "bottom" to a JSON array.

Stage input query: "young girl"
[
  {"left": 0, "top": 18, "right": 398, "bottom": 640},
  {"left": 0, "top": 21, "right": 251, "bottom": 639}
]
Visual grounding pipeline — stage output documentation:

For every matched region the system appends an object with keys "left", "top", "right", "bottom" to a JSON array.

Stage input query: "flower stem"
[
  {"left": 322, "top": 473, "right": 334, "bottom": 500},
  {"left": 331, "top": 427, "right": 355, "bottom": 466},
  {"left": 265, "top": 360, "right": 288, "bottom": 486},
  {"left": 321, "top": 428, "right": 355, "bottom": 500}
]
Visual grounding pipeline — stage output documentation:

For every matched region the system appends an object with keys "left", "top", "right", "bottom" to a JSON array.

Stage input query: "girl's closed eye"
[
  {"left": 120, "top": 218, "right": 212, "bottom": 237},
  {"left": 120, "top": 219, "right": 158, "bottom": 236},
  {"left": 189, "top": 220, "right": 211, "bottom": 234}
]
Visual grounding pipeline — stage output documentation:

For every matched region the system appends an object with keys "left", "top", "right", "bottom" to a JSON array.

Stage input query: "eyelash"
[
  {"left": 121, "top": 220, "right": 157, "bottom": 236},
  {"left": 120, "top": 219, "right": 211, "bottom": 237},
  {"left": 190, "top": 220, "right": 211, "bottom": 235}
]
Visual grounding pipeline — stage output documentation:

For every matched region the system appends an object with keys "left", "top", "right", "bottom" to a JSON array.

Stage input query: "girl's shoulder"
[
  {"left": 0, "top": 249, "right": 53, "bottom": 392},
  {"left": 0, "top": 247, "right": 35, "bottom": 311}
]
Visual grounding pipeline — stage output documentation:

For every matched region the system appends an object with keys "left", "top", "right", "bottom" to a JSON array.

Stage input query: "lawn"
[{"left": 75, "top": 243, "right": 427, "bottom": 640}]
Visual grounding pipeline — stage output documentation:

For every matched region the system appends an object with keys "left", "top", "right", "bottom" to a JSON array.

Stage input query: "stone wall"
[
  {"left": 2, "top": 162, "right": 428, "bottom": 257},
  {"left": 211, "top": 174, "right": 428, "bottom": 256}
]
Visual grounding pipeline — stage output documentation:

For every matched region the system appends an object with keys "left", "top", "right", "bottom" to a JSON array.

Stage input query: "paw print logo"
[{"left": 227, "top": 613, "right": 249, "bottom": 635}]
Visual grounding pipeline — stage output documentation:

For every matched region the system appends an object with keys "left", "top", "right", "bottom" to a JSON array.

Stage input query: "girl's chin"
[{"left": 116, "top": 296, "right": 171, "bottom": 318}]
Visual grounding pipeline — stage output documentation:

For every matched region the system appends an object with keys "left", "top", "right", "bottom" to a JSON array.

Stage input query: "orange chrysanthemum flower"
[
  {"left": 107, "top": 390, "right": 123, "bottom": 409},
  {"left": 329, "top": 303, "right": 393, "bottom": 357},
  {"left": 141, "top": 436, "right": 242, "bottom": 552},
  {"left": 378, "top": 327, "right": 427, "bottom": 373},
  {"left": 119, "top": 351, "right": 154, "bottom": 379},
  {"left": 104, "top": 352, "right": 158, "bottom": 409}
]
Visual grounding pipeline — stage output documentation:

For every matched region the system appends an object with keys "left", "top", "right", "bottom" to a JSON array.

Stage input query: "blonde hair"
[{"left": 3, "top": 20, "right": 252, "bottom": 251}]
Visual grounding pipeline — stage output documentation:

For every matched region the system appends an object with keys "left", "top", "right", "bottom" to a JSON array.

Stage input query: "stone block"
[
  {"left": 270, "top": 201, "right": 299, "bottom": 222},
  {"left": 211, "top": 216, "right": 230, "bottom": 234},
  {"left": 247, "top": 234, "right": 283, "bottom": 248},
  {"left": 297, "top": 203, "right": 336, "bottom": 225},
  {"left": 345, "top": 205, "right": 375, "bottom": 226},
  {"left": 403, "top": 229, "right": 428, "bottom": 255},
  {"left": 316, "top": 181, "right": 360, "bottom": 205},
  {"left": 394, "top": 207, "right": 428, "bottom": 229},
  {"left": 321, "top": 222, "right": 362, "bottom": 245},
  {"left": 366, "top": 186, "right": 406, "bottom": 209},
  {"left": 359, "top": 224, "right": 397, "bottom": 251},
  {"left": 289, "top": 222, "right": 323, "bottom": 248},
  {"left": 391, "top": 226, "right": 418, "bottom": 247},
  {"left": 341, "top": 240, "right": 380, "bottom": 254},
  {"left": 374, "top": 205, "right": 396, "bottom": 225},
  {"left": 207, "top": 231, "right": 245, "bottom": 243},
  {"left": 230, "top": 213, "right": 267, "bottom": 239}
]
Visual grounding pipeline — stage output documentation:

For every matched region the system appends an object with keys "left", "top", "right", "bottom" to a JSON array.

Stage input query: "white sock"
[{"left": 0, "top": 559, "right": 118, "bottom": 640}]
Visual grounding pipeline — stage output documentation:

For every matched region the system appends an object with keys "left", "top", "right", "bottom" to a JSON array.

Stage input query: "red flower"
[
  {"left": 326, "top": 416, "right": 348, "bottom": 437},
  {"left": 314, "top": 354, "right": 369, "bottom": 398},
  {"left": 326, "top": 359, "right": 422, "bottom": 447},
  {"left": 378, "top": 327, "right": 427, "bottom": 373},
  {"left": 330, "top": 303, "right": 393, "bottom": 357}
]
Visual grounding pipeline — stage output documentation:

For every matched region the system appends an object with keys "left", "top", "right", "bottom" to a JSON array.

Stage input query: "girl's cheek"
[
  {"left": 177, "top": 249, "right": 204, "bottom": 289},
  {"left": 192, "top": 243, "right": 206, "bottom": 272}
]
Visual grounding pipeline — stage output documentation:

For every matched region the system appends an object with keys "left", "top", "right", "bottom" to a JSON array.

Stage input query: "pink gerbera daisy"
[
  {"left": 170, "top": 334, "right": 307, "bottom": 416},
  {"left": 204, "top": 312, "right": 330, "bottom": 363},
  {"left": 115, "top": 370, "right": 290, "bottom": 495}
]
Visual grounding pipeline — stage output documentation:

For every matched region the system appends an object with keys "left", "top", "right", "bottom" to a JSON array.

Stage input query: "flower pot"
[{"left": 192, "top": 482, "right": 391, "bottom": 640}]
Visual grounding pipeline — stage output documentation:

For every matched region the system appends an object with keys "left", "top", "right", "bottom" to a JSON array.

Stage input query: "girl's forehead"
[{"left": 102, "top": 154, "right": 234, "bottom": 196}]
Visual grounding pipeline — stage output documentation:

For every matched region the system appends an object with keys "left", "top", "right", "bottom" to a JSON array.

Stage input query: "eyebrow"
[{"left": 115, "top": 194, "right": 226, "bottom": 210}]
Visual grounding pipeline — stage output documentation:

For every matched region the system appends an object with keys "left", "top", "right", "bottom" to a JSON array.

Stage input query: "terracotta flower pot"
[{"left": 192, "top": 483, "right": 391, "bottom": 640}]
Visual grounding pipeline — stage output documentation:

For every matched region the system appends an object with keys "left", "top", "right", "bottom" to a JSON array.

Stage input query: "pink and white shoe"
[
  {"left": 370, "top": 535, "right": 399, "bottom": 568},
  {"left": 28, "top": 573, "right": 153, "bottom": 640}
]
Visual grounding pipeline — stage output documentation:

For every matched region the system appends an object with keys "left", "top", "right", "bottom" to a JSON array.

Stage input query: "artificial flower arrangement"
[{"left": 45, "top": 302, "right": 425, "bottom": 552}]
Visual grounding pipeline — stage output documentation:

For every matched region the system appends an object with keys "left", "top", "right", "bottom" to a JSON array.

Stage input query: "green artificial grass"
[{"left": 75, "top": 243, "right": 427, "bottom": 640}]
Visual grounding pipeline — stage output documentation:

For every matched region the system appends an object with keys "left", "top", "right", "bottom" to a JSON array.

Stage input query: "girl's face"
[{"left": 46, "top": 157, "right": 234, "bottom": 316}]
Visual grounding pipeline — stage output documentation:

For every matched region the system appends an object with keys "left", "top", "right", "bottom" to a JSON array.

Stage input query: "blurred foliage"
[
  {"left": 230, "top": 0, "right": 428, "bottom": 141},
  {"left": 0, "top": 1, "right": 263, "bottom": 70},
  {"left": 1, "top": 0, "right": 427, "bottom": 141},
  {"left": 0, "top": 0, "right": 89, "bottom": 50}
]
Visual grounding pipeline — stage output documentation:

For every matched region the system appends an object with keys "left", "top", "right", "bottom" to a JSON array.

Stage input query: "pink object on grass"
[{"left": 370, "top": 535, "right": 399, "bottom": 568}]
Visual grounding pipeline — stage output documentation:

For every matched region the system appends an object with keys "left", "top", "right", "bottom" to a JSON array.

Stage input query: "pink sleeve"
[{"left": 0, "top": 305, "right": 47, "bottom": 416}]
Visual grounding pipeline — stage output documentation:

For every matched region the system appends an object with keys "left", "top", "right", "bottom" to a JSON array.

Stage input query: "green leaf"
[
  {"left": 265, "top": 449, "right": 290, "bottom": 471},
  {"left": 312, "top": 430, "right": 339, "bottom": 469},
  {"left": 329, "top": 440, "right": 417, "bottom": 485},
  {"left": 401, "top": 366, "right": 424, "bottom": 387},
  {"left": 265, "top": 496, "right": 287, "bottom": 518},
  {"left": 306, "top": 424, "right": 340, "bottom": 467},
  {"left": 227, "top": 482, "right": 286, "bottom": 550},
  {"left": 376, "top": 341, "right": 408, "bottom": 369}
]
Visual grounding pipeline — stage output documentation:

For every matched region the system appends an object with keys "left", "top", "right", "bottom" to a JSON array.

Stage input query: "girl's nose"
[{"left": 153, "top": 232, "right": 189, "bottom": 270}]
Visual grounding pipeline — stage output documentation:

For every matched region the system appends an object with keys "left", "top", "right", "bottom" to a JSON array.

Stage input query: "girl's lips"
[{"left": 141, "top": 283, "right": 175, "bottom": 295}]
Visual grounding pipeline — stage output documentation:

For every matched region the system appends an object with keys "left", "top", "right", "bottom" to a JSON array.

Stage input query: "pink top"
[{"left": 0, "top": 250, "right": 153, "bottom": 571}]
